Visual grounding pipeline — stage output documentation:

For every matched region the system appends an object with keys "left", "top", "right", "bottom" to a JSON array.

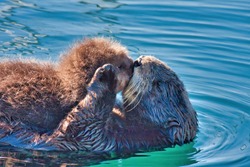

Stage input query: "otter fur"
[
  {"left": 0, "top": 56, "right": 197, "bottom": 153},
  {"left": 0, "top": 37, "right": 133, "bottom": 132},
  {"left": 123, "top": 56, "right": 197, "bottom": 145}
]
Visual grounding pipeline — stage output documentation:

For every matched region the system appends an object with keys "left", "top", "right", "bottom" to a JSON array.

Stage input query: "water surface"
[{"left": 0, "top": 0, "right": 250, "bottom": 166}]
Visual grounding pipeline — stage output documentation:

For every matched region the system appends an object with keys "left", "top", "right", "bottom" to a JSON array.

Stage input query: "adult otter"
[
  {"left": 0, "top": 56, "right": 197, "bottom": 152},
  {"left": 123, "top": 56, "right": 197, "bottom": 145},
  {"left": 0, "top": 37, "right": 133, "bottom": 132}
]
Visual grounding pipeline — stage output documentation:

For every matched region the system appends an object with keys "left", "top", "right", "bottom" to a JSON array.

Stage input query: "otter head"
[
  {"left": 58, "top": 37, "right": 133, "bottom": 101},
  {"left": 123, "top": 56, "right": 197, "bottom": 142},
  {"left": 83, "top": 37, "right": 133, "bottom": 93}
]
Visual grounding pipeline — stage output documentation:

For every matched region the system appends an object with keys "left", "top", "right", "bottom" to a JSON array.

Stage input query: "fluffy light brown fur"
[
  {"left": 57, "top": 37, "right": 132, "bottom": 102},
  {"left": 0, "top": 37, "right": 133, "bottom": 132}
]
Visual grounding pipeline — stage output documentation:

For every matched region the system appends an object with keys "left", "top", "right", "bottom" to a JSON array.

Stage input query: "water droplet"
[{"left": 240, "top": 144, "right": 247, "bottom": 151}]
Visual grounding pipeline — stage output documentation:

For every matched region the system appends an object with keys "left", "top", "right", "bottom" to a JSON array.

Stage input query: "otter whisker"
[
  {"left": 124, "top": 74, "right": 141, "bottom": 92},
  {"left": 124, "top": 80, "right": 139, "bottom": 94},
  {"left": 124, "top": 89, "right": 140, "bottom": 108},
  {"left": 125, "top": 91, "right": 144, "bottom": 112},
  {"left": 123, "top": 82, "right": 141, "bottom": 104},
  {"left": 123, "top": 83, "right": 142, "bottom": 105},
  {"left": 124, "top": 85, "right": 139, "bottom": 103},
  {"left": 125, "top": 81, "right": 135, "bottom": 91},
  {"left": 124, "top": 83, "right": 145, "bottom": 110},
  {"left": 124, "top": 83, "right": 136, "bottom": 95}
]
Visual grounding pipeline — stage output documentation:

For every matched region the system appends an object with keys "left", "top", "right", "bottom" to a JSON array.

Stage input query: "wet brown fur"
[
  {"left": 0, "top": 57, "right": 197, "bottom": 153},
  {"left": 0, "top": 64, "right": 171, "bottom": 152},
  {"left": 0, "top": 37, "right": 133, "bottom": 132},
  {"left": 57, "top": 37, "right": 132, "bottom": 102}
]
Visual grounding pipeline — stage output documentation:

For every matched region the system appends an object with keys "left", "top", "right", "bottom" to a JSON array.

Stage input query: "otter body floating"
[{"left": 0, "top": 56, "right": 197, "bottom": 153}]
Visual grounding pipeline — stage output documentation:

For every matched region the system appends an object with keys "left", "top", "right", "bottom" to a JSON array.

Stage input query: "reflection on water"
[
  {"left": 0, "top": 0, "right": 250, "bottom": 166},
  {"left": 0, "top": 144, "right": 197, "bottom": 166},
  {"left": 93, "top": 143, "right": 198, "bottom": 167},
  {"left": 0, "top": 147, "right": 113, "bottom": 166}
]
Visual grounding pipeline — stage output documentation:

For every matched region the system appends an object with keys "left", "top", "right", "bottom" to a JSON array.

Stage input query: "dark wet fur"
[
  {"left": 0, "top": 56, "right": 197, "bottom": 153},
  {"left": 123, "top": 56, "right": 197, "bottom": 146},
  {"left": 0, "top": 63, "right": 172, "bottom": 152}
]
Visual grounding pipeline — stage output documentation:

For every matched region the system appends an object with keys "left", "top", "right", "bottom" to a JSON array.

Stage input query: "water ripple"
[{"left": 0, "top": 0, "right": 250, "bottom": 166}]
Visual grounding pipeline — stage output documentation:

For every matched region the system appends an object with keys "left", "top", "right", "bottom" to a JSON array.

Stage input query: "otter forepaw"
[{"left": 96, "top": 64, "right": 117, "bottom": 91}]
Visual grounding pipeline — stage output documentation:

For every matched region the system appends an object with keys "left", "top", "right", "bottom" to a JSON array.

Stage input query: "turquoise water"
[{"left": 0, "top": 0, "right": 250, "bottom": 166}]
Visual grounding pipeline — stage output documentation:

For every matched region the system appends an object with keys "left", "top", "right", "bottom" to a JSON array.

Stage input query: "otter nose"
[{"left": 134, "top": 60, "right": 141, "bottom": 67}]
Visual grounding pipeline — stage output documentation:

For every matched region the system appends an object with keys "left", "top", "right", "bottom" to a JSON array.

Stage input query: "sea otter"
[
  {"left": 0, "top": 56, "right": 197, "bottom": 152},
  {"left": 0, "top": 37, "right": 133, "bottom": 132},
  {"left": 123, "top": 56, "right": 197, "bottom": 145}
]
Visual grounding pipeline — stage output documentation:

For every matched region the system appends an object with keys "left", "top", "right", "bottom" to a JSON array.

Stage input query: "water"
[{"left": 0, "top": 0, "right": 249, "bottom": 166}]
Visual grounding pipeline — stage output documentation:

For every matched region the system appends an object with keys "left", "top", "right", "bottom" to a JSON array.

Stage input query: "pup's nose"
[{"left": 134, "top": 60, "right": 141, "bottom": 67}]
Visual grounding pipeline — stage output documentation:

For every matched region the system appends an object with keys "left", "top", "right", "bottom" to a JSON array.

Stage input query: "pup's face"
[
  {"left": 110, "top": 55, "right": 133, "bottom": 93},
  {"left": 74, "top": 37, "right": 134, "bottom": 93}
]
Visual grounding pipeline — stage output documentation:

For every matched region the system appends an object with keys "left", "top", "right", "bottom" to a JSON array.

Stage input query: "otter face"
[
  {"left": 58, "top": 37, "right": 133, "bottom": 100},
  {"left": 110, "top": 56, "right": 133, "bottom": 93},
  {"left": 123, "top": 56, "right": 179, "bottom": 113},
  {"left": 123, "top": 56, "right": 197, "bottom": 144},
  {"left": 88, "top": 37, "right": 133, "bottom": 93},
  {"left": 124, "top": 56, "right": 196, "bottom": 127}
]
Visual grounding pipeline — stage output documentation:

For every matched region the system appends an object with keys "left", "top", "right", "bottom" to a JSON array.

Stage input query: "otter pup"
[
  {"left": 0, "top": 56, "right": 197, "bottom": 152},
  {"left": 0, "top": 37, "right": 133, "bottom": 132},
  {"left": 0, "top": 64, "right": 119, "bottom": 151}
]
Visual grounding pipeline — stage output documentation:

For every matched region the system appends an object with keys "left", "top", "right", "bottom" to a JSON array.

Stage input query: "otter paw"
[{"left": 96, "top": 64, "right": 117, "bottom": 90}]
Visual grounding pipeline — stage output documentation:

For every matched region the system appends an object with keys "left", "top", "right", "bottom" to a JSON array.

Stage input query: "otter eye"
[{"left": 118, "top": 63, "right": 124, "bottom": 69}]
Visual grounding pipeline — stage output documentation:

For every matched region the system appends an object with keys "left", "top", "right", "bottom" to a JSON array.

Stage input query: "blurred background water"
[{"left": 0, "top": 0, "right": 250, "bottom": 166}]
